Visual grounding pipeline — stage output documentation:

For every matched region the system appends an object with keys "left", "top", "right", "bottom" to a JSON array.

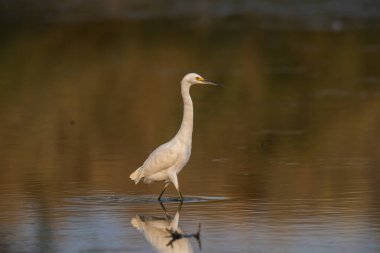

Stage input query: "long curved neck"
[{"left": 175, "top": 82, "right": 193, "bottom": 143}]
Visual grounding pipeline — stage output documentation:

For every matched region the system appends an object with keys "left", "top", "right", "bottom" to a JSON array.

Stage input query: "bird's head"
[{"left": 182, "top": 73, "right": 222, "bottom": 87}]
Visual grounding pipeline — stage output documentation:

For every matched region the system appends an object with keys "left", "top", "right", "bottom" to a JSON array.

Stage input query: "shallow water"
[{"left": 1, "top": 5, "right": 380, "bottom": 252}]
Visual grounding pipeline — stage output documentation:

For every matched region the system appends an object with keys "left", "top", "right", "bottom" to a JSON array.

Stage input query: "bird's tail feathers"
[{"left": 130, "top": 167, "right": 143, "bottom": 184}]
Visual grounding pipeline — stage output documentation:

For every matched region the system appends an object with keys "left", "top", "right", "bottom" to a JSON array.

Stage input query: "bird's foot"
[
  {"left": 166, "top": 229, "right": 182, "bottom": 248},
  {"left": 165, "top": 224, "right": 201, "bottom": 249}
]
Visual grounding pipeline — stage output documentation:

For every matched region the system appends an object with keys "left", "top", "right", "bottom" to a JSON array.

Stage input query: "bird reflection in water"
[{"left": 131, "top": 202, "right": 201, "bottom": 253}]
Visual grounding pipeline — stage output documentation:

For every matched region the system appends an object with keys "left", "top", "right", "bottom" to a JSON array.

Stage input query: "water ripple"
[{"left": 65, "top": 194, "right": 229, "bottom": 205}]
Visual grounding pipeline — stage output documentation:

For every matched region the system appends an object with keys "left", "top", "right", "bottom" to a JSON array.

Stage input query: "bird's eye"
[{"left": 196, "top": 76, "right": 203, "bottom": 81}]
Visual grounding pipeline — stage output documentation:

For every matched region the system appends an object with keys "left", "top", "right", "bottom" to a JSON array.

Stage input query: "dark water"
[{"left": 1, "top": 3, "right": 380, "bottom": 252}]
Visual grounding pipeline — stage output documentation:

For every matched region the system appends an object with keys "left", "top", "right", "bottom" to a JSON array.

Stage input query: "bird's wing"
[{"left": 141, "top": 141, "right": 179, "bottom": 176}]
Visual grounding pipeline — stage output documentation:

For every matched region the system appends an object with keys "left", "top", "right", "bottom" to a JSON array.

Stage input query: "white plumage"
[{"left": 130, "top": 73, "right": 220, "bottom": 200}]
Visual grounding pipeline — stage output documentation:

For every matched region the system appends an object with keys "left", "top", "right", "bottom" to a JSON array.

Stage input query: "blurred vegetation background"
[{"left": 0, "top": 0, "right": 379, "bottom": 201}]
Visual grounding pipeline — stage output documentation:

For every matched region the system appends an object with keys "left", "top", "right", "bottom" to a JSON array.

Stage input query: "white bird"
[{"left": 130, "top": 73, "right": 221, "bottom": 201}]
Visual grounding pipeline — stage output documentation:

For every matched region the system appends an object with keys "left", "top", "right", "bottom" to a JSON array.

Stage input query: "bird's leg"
[
  {"left": 177, "top": 199, "right": 183, "bottom": 212},
  {"left": 194, "top": 224, "right": 202, "bottom": 250},
  {"left": 158, "top": 182, "right": 169, "bottom": 201},
  {"left": 168, "top": 173, "right": 183, "bottom": 202},
  {"left": 159, "top": 201, "right": 171, "bottom": 219}
]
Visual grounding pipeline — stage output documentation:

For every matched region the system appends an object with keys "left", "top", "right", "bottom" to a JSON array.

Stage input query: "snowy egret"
[{"left": 130, "top": 73, "right": 221, "bottom": 201}]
